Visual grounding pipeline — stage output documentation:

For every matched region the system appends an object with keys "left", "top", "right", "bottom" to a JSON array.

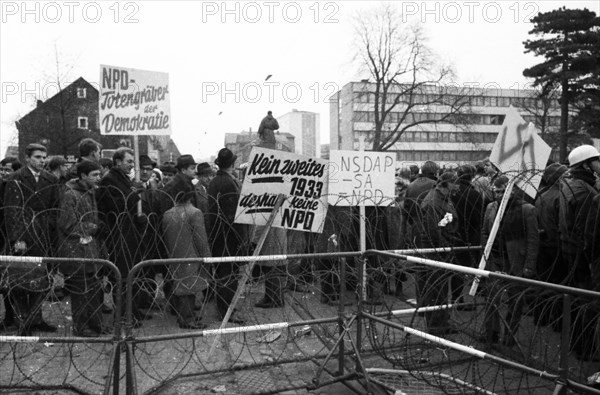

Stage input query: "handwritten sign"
[
  {"left": 235, "top": 147, "right": 329, "bottom": 233},
  {"left": 99, "top": 65, "right": 171, "bottom": 135},
  {"left": 328, "top": 150, "right": 395, "bottom": 206},
  {"left": 489, "top": 106, "right": 551, "bottom": 199}
]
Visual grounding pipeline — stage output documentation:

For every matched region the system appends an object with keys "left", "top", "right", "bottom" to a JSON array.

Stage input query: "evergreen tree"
[{"left": 523, "top": 7, "right": 600, "bottom": 161}]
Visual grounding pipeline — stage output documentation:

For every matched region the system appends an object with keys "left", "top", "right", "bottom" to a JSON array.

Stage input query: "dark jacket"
[
  {"left": 500, "top": 196, "right": 539, "bottom": 275},
  {"left": 56, "top": 179, "right": 102, "bottom": 274},
  {"left": 482, "top": 201, "right": 505, "bottom": 263},
  {"left": 160, "top": 172, "right": 197, "bottom": 214},
  {"left": 535, "top": 181, "right": 563, "bottom": 249},
  {"left": 451, "top": 179, "right": 485, "bottom": 247},
  {"left": 96, "top": 167, "right": 141, "bottom": 274},
  {"left": 559, "top": 169, "right": 597, "bottom": 256},
  {"left": 206, "top": 170, "right": 249, "bottom": 257},
  {"left": 482, "top": 196, "right": 539, "bottom": 275},
  {"left": 0, "top": 180, "right": 6, "bottom": 252},
  {"left": 420, "top": 187, "right": 461, "bottom": 248},
  {"left": 3, "top": 167, "right": 59, "bottom": 256},
  {"left": 585, "top": 194, "right": 600, "bottom": 289},
  {"left": 403, "top": 175, "right": 436, "bottom": 247}
]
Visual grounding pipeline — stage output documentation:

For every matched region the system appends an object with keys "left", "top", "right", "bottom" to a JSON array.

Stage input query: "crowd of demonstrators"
[
  {"left": 1, "top": 140, "right": 600, "bottom": 360},
  {"left": 385, "top": 149, "right": 599, "bottom": 360}
]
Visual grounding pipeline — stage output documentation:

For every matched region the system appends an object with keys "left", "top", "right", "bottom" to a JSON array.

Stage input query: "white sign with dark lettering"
[
  {"left": 99, "top": 65, "right": 171, "bottom": 135},
  {"left": 235, "top": 147, "right": 329, "bottom": 233},
  {"left": 328, "top": 150, "right": 395, "bottom": 206}
]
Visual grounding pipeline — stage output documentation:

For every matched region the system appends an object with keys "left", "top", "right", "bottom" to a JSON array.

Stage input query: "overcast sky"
[{"left": 1, "top": 0, "right": 599, "bottom": 160}]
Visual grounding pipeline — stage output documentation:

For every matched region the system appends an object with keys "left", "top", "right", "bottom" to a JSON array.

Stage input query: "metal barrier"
[
  {"left": 0, "top": 256, "right": 122, "bottom": 395},
  {"left": 3, "top": 247, "right": 599, "bottom": 394}
]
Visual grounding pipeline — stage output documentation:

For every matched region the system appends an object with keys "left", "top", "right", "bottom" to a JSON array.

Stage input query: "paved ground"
[{"left": 1, "top": 272, "right": 599, "bottom": 395}]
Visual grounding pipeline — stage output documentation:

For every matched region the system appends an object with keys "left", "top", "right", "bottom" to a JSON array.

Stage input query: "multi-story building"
[
  {"left": 330, "top": 81, "right": 561, "bottom": 164},
  {"left": 225, "top": 129, "right": 295, "bottom": 164},
  {"left": 277, "top": 109, "right": 320, "bottom": 157},
  {"left": 15, "top": 77, "right": 180, "bottom": 164}
]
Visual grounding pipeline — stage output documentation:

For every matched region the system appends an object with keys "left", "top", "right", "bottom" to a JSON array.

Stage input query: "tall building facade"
[
  {"left": 278, "top": 109, "right": 320, "bottom": 158},
  {"left": 330, "top": 81, "right": 561, "bottom": 164}
]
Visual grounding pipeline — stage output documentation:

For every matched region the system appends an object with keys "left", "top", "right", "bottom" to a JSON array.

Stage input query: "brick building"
[{"left": 15, "top": 77, "right": 179, "bottom": 164}]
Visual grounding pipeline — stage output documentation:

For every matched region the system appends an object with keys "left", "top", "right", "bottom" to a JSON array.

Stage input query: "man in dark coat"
[
  {"left": 135, "top": 155, "right": 167, "bottom": 312},
  {"left": 450, "top": 164, "right": 485, "bottom": 305},
  {"left": 195, "top": 162, "right": 215, "bottom": 215},
  {"left": 161, "top": 155, "right": 199, "bottom": 213},
  {"left": 481, "top": 180, "right": 539, "bottom": 347},
  {"left": 3, "top": 144, "right": 59, "bottom": 335},
  {"left": 162, "top": 190, "right": 211, "bottom": 329},
  {"left": 418, "top": 171, "right": 461, "bottom": 336},
  {"left": 533, "top": 163, "right": 567, "bottom": 327},
  {"left": 0, "top": 157, "right": 21, "bottom": 329},
  {"left": 402, "top": 161, "right": 439, "bottom": 249},
  {"left": 206, "top": 148, "right": 249, "bottom": 324},
  {"left": 559, "top": 145, "right": 600, "bottom": 360},
  {"left": 96, "top": 147, "right": 145, "bottom": 326},
  {"left": 57, "top": 160, "right": 108, "bottom": 337},
  {"left": 258, "top": 111, "right": 279, "bottom": 147}
]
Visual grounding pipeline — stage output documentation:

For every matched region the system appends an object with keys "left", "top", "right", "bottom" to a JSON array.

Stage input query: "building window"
[
  {"left": 490, "top": 115, "right": 505, "bottom": 125},
  {"left": 77, "top": 87, "right": 87, "bottom": 98},
  {"left": 78, "top": 116, "right": 88, "bottom": 129}
]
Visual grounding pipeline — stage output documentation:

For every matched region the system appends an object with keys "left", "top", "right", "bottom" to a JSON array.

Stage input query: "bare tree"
[
  {"left": 353, "top": 4, "right": 475, "bottom": 152},
  {"left": 515, "top": 83, "right": 560, "bottom": 136}
]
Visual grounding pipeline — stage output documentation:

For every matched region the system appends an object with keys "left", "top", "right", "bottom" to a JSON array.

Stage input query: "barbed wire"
[{"left": 1, "top": 168, "right": 600, "bottom": 394}]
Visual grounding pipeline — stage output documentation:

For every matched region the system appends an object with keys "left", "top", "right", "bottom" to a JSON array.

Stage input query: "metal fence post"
[
  {"left": 337, "top": 256, "right": 346, "bottom": 376},
  {"left": 553, "top": 294, "right": 572, "bottom": 395},
  {"left": 355, "top": 255, "right": 366, "bottom": 373}
]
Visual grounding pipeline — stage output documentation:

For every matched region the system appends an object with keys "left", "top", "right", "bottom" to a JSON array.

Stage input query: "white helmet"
[{"left": 568, "top": 145, "right": 600, "bottom": 167}]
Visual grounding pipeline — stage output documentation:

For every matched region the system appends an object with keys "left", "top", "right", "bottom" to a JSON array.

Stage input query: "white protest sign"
[
  {"left": 328, "top": 150, "right": 395, "bottom": 206},
  {"left": 99, "top": 65, "right": 171, "bottom": 135},
  {"left": 235, "top": 147, "right": 329, "bottom": 233},
  {"left": 489, "top": 106, "right": 552, "bottom": 199}
]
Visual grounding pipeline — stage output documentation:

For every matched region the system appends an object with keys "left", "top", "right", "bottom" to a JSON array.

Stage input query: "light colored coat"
[{"left": 162, "top": 203, "right": 211, "bottom": 295}]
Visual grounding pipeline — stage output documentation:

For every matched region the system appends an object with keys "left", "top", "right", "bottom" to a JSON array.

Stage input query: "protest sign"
[
  {"left": 327, "top": 150, "right": 395, "bottom": 206},
  {"left": 99, "top": 65, "right": 171, "bottom": 135},
  {"left": 489, "top": 106, "right": 552, "bottom": 199},
  {"left": 234, "top": 147, "right": 329, "bottom": 233}
]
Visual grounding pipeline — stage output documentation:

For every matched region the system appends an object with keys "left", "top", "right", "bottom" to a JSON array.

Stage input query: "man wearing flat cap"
[
  {"left": 206, "top": 148, "right": 249, "bottom": 324},
  {"left": 161, "top": 154, "right": 199, "bottom": 214}
]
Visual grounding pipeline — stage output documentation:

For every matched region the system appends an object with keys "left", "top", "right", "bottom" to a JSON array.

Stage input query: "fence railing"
[{"left": 2, "top": 248, "right": 600, "bottom": 394}]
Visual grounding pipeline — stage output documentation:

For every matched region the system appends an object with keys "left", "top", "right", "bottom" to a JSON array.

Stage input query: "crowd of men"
[
  {"left": 399, "top": 146, "right": 600, "bottom": 361},
  {"left": 0, "top": 139, "right": 253, "bottom": 334},
  {"left": 0, "top": 140, "right": 599, "bottom": 361}
]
